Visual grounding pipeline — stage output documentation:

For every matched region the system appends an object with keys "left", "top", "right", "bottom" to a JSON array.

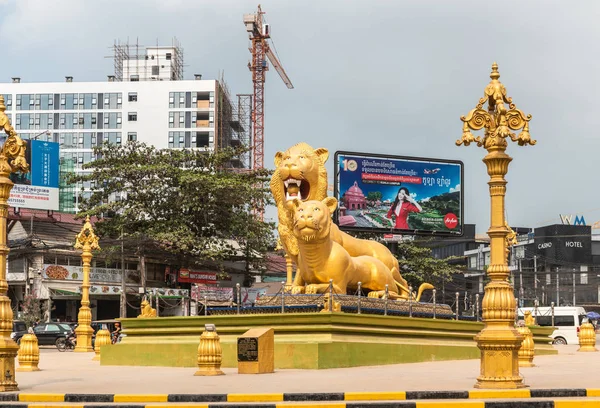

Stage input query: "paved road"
[{"left": 12, "top": 345, "right": 600, "bottom": 394}]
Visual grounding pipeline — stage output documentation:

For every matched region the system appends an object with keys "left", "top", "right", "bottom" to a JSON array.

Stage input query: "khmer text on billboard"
[
  {"left": 8, "top": 140, "right": 59, "bottom": 211},
  {"left": 334, "top": 151, "right": 463, "bottom": 236}
]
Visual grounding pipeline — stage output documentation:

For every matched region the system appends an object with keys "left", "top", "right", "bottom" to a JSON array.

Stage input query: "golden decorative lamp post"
[
  {"left": 0, "top": 95, "right": 30, "bottom": 391},
  {"left": 74, "top": 216, "right": 100, "bottom": 352},
  {"left": 457, "top": 63, "right": 536, "bottom": 389}
]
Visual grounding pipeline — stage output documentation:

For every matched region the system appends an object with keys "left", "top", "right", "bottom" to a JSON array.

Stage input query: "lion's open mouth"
[{"left": 284, "top": 178, "right": 310, "bottom": 201}]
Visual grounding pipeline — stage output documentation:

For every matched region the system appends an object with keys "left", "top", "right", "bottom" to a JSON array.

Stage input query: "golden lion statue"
[
  {"left": 291, "top": 197, "right": 432, "bottom": 301},
  {"left": 524, "top": 310, "right": 535, "bottom": 326},
  {"left": 270, "top": 143, "right": 412, "bottom": 298},
  {"left": 137, "top": 299, "right": 157, "bottom": 318}
]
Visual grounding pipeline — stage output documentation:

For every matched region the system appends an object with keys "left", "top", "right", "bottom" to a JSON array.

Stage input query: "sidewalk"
[{"left": 12, "top": 345, "right": 600, "bottom": 394}]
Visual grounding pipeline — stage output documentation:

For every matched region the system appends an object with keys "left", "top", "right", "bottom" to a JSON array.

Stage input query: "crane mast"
[{"left": 244, "top": 5, "right": 293, "bottom": 170}]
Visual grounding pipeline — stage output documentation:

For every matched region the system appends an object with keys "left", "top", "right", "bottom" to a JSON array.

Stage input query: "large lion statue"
[
  {"left": 292, "top": 197, "right": 421, "bottom": 299},
  {"left": 270, "top": 142, "right": 411, "bottom": 298}
]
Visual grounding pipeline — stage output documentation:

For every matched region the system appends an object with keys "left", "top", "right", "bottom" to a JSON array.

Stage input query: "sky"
[{"left": 1, "top": 0, "right": 599, "bottom": 234}]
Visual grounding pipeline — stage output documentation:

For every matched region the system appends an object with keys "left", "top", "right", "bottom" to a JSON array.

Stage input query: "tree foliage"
[
  {"left": 395, "top": 240, "right": 464, "bottom": 288},
  {"left": 344, "top": 231, "right": 463, "bottom": 289},
  {"left": 70, "top": 142, "right": 275, "bottom": 270}
]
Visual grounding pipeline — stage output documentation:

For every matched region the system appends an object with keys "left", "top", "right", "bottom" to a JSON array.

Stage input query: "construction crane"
[{"left": 244, "top": 5, "right": 293, "bottom": 170}]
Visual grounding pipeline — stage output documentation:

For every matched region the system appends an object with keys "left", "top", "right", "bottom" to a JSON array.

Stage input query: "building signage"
[
  {"left": 560, "top": 214, "right": 586, "bottom": 226},
  {"left": 77, "top": 285, "right": 123, "bottom": 295},
  {"left": 534, "top": 225, "right": 592, "bottom": 264},
  {"left": 191, "top": 285, "right": 233, "bottom": 302},
  {"left": 178, "top": 269, "right": 218, "bottom": 284},
  {"left": 43, "top": 264, "right": 138, "bottom": 283},
  {"left": 334, "top": 151, "right": 464, "bottom": 236},
  {"left": 9, "top": 140, "right": 60, "bottom": 211}
]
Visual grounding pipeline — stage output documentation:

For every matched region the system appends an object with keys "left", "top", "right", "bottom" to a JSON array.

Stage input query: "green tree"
[
  {"left": 70, "top": 142, "right": 275, "bottom": 273},
  {"left": 344, "top": 231, "right": 463, "bottom": 289},
  {"left": 395, "top": 240, "right": 464, "bottom": 288}
]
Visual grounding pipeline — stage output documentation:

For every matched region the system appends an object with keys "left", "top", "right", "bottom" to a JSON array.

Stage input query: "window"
[
  {"left": 581, "top": 273, "right": 588, "bottom": 285},
  {"left": 166, "top": 53, "right": 172, "bottom": 60},
  {"left": 128, "top": 93, "right": 137, "bottom": 102},
  {"left": 78, "top": 157, "right": 84, "bottom": 164},
  {"left": 128, "top": 113, "right": 137, "bottom": 121},
  {"left": 127, "top": 132, "right": 137, "bottom": 142},
  {"left": 152, "top": 66, "right": 159, "bottom": 76},
  {"left": 130, "top": 75, "right": 139, "bottom": 82},
  {"left": 116, "top": 136, "right": 121, "bottom": 144}
]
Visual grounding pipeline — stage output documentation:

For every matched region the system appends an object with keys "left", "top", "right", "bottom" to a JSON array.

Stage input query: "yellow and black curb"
[{"left": 0, "top": 389, "right": 598, "bottom": 407}]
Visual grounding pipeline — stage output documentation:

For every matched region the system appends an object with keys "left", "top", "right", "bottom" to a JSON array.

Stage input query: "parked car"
[
  {"left": 10, "top": 320, "right": 27, "bottom": 344},
  {"left": 29, "top": 322, "right": 73, "bottom": 346}
]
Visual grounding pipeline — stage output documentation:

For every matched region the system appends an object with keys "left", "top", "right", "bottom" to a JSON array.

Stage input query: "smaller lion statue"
[
  {"left": 291, "top": 197, "right": 431, "bottom": 300},
  {"left": 524, "top": 310, "right": 535, "bottom": 326},
  {"left": 137, "top": 299, "right": 157, "bottom": 318}
]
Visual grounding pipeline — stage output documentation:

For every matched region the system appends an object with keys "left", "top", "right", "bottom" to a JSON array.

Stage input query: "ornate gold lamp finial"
[{"left": 490, "top": 62, "right": 500, "bottom": 80}]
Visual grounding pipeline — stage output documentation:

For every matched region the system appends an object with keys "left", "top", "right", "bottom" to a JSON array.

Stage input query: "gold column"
[
  {"left": 74, "top": 216, "right": 100, "bottom": 352},
  {"left": 0, "top": 96, "right": 30, "bottom": 391},
  {"left": 456, "top": 63, "right": 536, "bottom": 389}
]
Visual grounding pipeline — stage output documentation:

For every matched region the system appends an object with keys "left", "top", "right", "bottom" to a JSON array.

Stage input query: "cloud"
[
  {"left": 449, "top": 184, "right": 461, "bottom": 193},
  {"left": 1, "top": 0, "right": 599, "bottom": 233}
]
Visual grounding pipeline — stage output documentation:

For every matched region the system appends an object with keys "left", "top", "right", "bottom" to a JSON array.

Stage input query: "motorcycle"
[
  {"left": 56, "top": 332, "right": 76, "bottom": 352},
  {"left": 56, "top": 331, "right": 96, "bottom": 352}
]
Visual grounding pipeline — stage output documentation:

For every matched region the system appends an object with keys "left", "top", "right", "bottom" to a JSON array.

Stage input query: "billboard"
[
  {"left": 334, "top": 151, "right": 464, "bottom": 236},
  {"left": 8, "top": 140, "right": 59, "bottom": 211}
]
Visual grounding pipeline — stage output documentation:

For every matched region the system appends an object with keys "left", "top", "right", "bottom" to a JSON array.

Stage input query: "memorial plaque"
[
  {"left": 237, "top": 337, "right": 259, "bottom": 362},
  {"left": 237, "top": 327, "right": 274, "bottom": 374}
]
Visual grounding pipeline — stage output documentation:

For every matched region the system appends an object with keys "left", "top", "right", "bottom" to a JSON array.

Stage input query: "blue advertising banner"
[
  {"left": 334, "top": 151, "right": 464, "bottom": 236},
  {"left": 8, "top": 140, "right": 60, "bottom": 210}
]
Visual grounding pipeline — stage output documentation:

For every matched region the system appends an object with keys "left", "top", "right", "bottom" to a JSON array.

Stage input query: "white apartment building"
[{"left": 0, "top": 43, "right": 249, "bottom": 212}]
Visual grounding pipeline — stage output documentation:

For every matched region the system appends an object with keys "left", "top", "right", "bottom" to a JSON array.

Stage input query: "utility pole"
[
  {"left": 572, "top": 268, "right": 576, "bottom": 306},
  {"left": 533, "top": 255, "right": 537, "bottom": 302},
  {"left": 556, "top": 267, "right": 560, "bottom": 307},
  {"left": 120, "top": 227, "right": 126, "bottom": 318}
]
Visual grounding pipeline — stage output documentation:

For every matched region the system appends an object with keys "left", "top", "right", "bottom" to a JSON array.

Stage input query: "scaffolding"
[
  {"left": 109, "top": 37, "right": 184, "bottom": 81},
  {"left": 59, "top": 157, "right": 76, "bottom": 214},
  {"left": 236, "top": 94, "right": 252, "bottom": 168},
  {"left": 214, "top": 75, "right": 249, "bottom": 169}
]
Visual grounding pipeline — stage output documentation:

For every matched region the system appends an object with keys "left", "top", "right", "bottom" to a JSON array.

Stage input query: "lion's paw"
[
  {"left": 367, "top": 291, "right": 383, "bottom": 299},
  {"left": 291, "top": 286, "right": 305, "bottom": 295},
  {"left": 305, "top": 285, "right": 319, "bottom": 294}
]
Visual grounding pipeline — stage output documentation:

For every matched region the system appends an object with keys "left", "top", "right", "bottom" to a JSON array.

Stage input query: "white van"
[{"left": 518, "top": 306, "right": 587, "bottom": 345}]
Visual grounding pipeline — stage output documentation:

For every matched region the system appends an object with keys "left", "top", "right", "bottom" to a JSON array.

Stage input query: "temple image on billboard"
[{"left": 334, "top": 151, "right": 464, "bottom": 236}]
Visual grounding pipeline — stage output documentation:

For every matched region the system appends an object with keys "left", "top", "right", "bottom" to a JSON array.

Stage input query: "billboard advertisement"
[
  {"left": 8, "top": 140, "right": 59, "bottom": 211},
  {"left": 334, "top": 151, "right": 463, "bottom": 236}
]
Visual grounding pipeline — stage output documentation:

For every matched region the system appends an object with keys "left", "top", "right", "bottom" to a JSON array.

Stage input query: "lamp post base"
[
  {"left": 74, "top": 324, "right": 95, "bottom": 353},
  {"left": 0, "top": 337, "right": 19, "bottom": 391},
  {"left": 474, "top": 326, "right": 526, "bottom": 389}
]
